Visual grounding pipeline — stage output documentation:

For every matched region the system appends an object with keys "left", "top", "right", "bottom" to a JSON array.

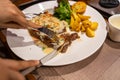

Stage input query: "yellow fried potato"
[
  {"left": 70, "top": 11, "right": 82, "bottom": 32},
  {"left": 90, "top": 22, "right": 98, "bottom": 31},
  {"left": 73, "top": 20, "right": 80, "bottom": 30},
  {"left": 72, "top": 11, "right": 81, "bottom": 22},
  {"left": 86, "top": 28, "right": 95, "bottom": 37},
  {"left": 77, "top": 14, "right": 90, "bottom": 21},
  {"left": 72, "top": 1, "right": 87, "bottom": 13},
  {"left": 82, "top": 20, "right": 92, "bottom": 29},
  {"left": 75, "top": 23, "right": 82, "bottom": 32},
  {"left": 70, "top": 15, "right": 74, "bottom": 29},
  {"left": 81, "top": 25, "right": 86, "bottom": 32}
]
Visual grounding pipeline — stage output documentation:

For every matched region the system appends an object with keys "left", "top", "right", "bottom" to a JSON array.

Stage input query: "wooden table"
[{"left": 0, "top": 0, "right": 120, "bottom": 80}]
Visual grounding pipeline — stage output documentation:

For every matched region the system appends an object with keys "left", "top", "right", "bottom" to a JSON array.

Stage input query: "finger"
[
  {"left": 10, "top": 15, "right": 40, "bottom": 29},
  {"left": 0, "top": 59, "right": 39, "bottom": 70},
  {"left": 11, "top": 15, "right": 40, "bottom": 29},
  {"left": 9, "top": 69, "right": 25, "bottom": 80},
  {"left": 7, "top": 4, "right": 41, "bottom": 29},
  {"left": 11, "top": 15, "right": 28, "bottom": 28},
  {"left": 0, "top": 21, "right": 41, "bottom": 29},
  {"left": 0, "top": 22, "right": 25, "bottom": 29},
  {"left": 28, "top": 21, "right": 42, "bottom": 28},
  {"left": 0, "top": 22, "right": 41, "bottom": 29},
  {"left": 16, "top": 60, "right": 39, "bottom": 70}
]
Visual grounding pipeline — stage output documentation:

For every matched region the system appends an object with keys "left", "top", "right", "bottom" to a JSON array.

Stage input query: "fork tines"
[{"left": 38, "top": 27, "right": 59, "bottom": 44}]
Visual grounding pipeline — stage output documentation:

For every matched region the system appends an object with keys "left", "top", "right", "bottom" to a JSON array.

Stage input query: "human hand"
[
  {"left": 0, "top": 0, "right": 40, "bottom": 29},
  {"left": 0, "top": 58, "right": 39, "bottom": 80}
]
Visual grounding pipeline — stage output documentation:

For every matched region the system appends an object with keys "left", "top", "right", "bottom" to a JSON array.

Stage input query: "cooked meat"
[
  {"left": 59, "top": 33, "right": 80, "bottom": 53},
  {"left": 59, "top": 41, "right": 70, "bottom": 53},
  {"left": 28, "top": 29, "right": 55, "bottom": 48},
  {"left": 70, "top": 33, "right": 80, "bottom": 41}
]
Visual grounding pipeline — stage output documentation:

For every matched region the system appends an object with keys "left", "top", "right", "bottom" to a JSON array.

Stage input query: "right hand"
[{"left": 0, "top": 0, "right": 40, "bottom": 29}]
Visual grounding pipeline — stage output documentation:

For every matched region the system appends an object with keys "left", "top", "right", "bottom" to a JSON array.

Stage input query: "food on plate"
[
  {"left": 58, "top": 33, "right": 79, "bottom": 53},
  {"left": 70, "top": 11, "right": 81, "bottom": 32},
  {"left": 28, "top": 29, "right": 58, "bottom": 48},
  {"left": 81, "top": 20, "right": 98, "bottom": 37},
  {"left": 54, "top": 0, "right": 98, "bottom": 37},
  {"left": 54, "top": 0, "right": 72, "bottom": 24},
  {"left": 90, "top": 22, "right": 98, "bottom": 31},
  {"left": 77, "top": 14, "right": 90, "bottom": 21},
  {"left": 29, "top": 12, "right": 79, "bottom": 54},
  {"left": 31, "top": 11, "right": 68, "bottom": 34},
  {"left": 28, "top": 0, "right": 99, "bottom": 54},
  {"left": 82, "top": 20, "right": 92, "bottom": 29},
  {"left": 72, "top": 1, "right": 87, "bottom": 13},
  {"left": 70, "top": 1, "right": 98, "bottom": 37},
  {"left": 86, "top": 27, "right": 95, "bottom": 37}
]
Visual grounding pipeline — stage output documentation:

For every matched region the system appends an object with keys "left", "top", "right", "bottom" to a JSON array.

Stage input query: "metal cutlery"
[
  {"left": 21, "top": 49, "right": 59, "bottom": 76},
  {"left": 26, "top": 11, "right": 59, "bottom": 44},
  {"left": 28, "top": 27, "right": 59, "bottom": 45},
  {"left": 21, "top": 39, "right": 67, "bottom": 76}
]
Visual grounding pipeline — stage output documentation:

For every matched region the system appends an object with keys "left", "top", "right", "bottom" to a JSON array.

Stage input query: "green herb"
[
  {"left": 42, "top": 47, "right": 45, "bottom": 50},
  {"left": 54, "top": 0, "right": 72, "bottom": 24}
]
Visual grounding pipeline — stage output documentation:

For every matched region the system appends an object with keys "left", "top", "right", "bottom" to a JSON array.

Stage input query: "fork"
[{"left": 25, "top": 10, "right": 59, "bottom": 45}]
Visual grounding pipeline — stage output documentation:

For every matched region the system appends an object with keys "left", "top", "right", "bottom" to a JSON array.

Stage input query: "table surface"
[
  {"left": 30, "top": 38, "right": 120, "bottom": 80},
  {"left": 0, "top": 0, "right": 120, "bottom": 80},
  {"left": 24, "top": 36, "right": 120, "bottom": 80}
]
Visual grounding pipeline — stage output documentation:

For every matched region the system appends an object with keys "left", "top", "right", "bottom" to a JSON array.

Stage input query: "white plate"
[{"left": 6, "top": 1, "right": 107, "bottom": 66}]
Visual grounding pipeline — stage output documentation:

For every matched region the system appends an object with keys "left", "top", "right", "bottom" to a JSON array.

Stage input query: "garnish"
[{"left": 54, "top": 0, "right": 72, "bottom": 24}]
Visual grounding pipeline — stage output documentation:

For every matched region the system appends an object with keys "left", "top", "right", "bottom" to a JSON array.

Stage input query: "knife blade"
[
  {"left": 21, "top": 50, "right": 58, "bottom": 76},
  {"left": 38, "top": 27, "right": 56, "bottom": 39}
]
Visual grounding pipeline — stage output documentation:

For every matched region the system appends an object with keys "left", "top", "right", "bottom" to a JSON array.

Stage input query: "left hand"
[{"left": 0, "top": 58, "right": 39, "bottom": 80}]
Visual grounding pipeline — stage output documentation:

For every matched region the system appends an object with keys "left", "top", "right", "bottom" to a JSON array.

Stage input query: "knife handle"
[{"left": 21, "top": 66, "right": 36, "bottom": 76}]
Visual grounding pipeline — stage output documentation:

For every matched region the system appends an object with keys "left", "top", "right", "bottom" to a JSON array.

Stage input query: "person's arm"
[{"left": 0, "top": 0, "right": 40, "bottom": 29}]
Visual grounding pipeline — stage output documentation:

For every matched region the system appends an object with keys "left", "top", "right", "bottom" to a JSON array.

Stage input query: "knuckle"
[
  {"left": 8, "top": 10, "right": 19, "bottom": 20},
  {"left": 8, "top": 6, "right": 19, "bottom": 17}
]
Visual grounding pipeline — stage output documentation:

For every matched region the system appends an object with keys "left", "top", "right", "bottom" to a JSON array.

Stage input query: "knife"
[
  {"left": 21, "top": 35, "right": 68, "bottom": 76},
  {"left": 21, "top": 49, "right": 58, "bottom": 76}
]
